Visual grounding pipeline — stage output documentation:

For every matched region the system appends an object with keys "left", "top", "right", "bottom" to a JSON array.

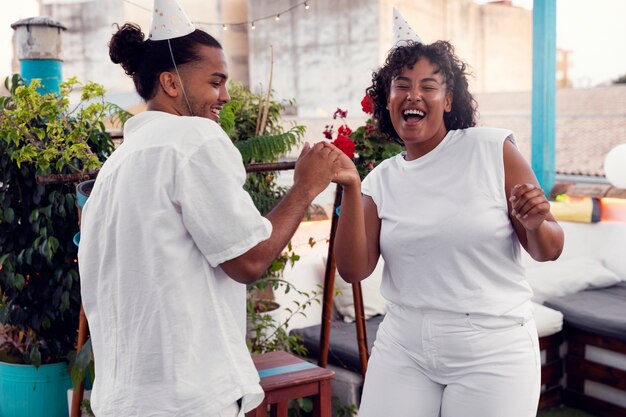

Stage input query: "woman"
[{"left": 332, "top": 40, "right": 564, "bottom": 417}]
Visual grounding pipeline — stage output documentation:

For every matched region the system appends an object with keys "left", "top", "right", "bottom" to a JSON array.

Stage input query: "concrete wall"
[
  {"left": 39, "top": 0, "right": 250, "bottom": 94},
  {"left": 477, "top": 2, "right": 532, "bottom": 92},
  {"left": 248, "top": 0, "right": 381, "bottom": 118},
  {"left": 248, "top": 0, "right": 532, "bottom": 118},
  {"left": 216, "top": 0, "right": 250, "bottom": 87},
  {"left": 41, "top": 0, "right": 129, "bottom": 92}
]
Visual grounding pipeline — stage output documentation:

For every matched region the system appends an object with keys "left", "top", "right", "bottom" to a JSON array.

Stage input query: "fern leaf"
[{"left": 235, "top": 127, "right": 303, "bottom": 163}]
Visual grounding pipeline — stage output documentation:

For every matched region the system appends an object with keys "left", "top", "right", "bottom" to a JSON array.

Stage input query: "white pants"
[{"left": 359, "top": 305, "right": 540, "bottom": 417}]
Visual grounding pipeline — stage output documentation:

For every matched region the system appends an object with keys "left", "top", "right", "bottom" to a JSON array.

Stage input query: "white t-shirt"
[
  {"left": 78, "top": 111, "right": 272, "bottom": 416},
  {"left": 362, "top": 127, "right": 533, "bottom": 318}
]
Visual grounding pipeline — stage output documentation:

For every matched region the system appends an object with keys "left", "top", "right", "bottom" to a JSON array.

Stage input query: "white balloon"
[{"left": 604, "top": 144, "right": 626, "bottom": 189}]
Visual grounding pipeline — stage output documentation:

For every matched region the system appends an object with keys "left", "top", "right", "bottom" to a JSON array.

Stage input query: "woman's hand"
[
  {"left": 326, "top": 144, "right": 360, "bottom": 187},
  {"left": 509, "top": 183, "right": 551, "bottom": 230}
]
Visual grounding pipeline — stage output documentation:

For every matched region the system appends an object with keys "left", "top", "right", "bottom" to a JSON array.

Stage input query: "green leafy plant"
[
  {"left": 0, "top": 75, "right": 129, "bottom": 366},
  {"left": 246, "top": 277, "right": 322, "bottom": 355},
  {"left": 80, "top": 399, "right": 95, "bottom": 417},
  {"left": 286, "top": 396, "right": 358, "bottom": 417},
  {"left": 221, "top": 82, "right": 305, "bottom": 278},
  {"left": 0, "top": 322, "right": 43, "bottom": 364},
  {"left": 221, "top": 82, "right": 305, "bottom": 213},
  {"left": 219, "top": 82, "right": 321, "bottom": 354}
]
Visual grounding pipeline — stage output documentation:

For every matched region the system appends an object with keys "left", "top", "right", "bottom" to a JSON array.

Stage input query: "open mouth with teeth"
[
  {"left": 210, "top": 107, "right": 222, "bottom": 119},
  {"left": 403, "top": 109, "right": 425, "bottom": 122}
]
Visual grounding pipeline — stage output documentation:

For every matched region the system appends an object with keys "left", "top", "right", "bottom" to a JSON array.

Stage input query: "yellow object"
[{"left": 550, "top": 197, "right": 600, "bottom": 223}]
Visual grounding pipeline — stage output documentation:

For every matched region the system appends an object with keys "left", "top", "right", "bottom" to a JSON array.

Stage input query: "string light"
[{"left": 121, "top": 0, "right": 313, "bottom": 30}]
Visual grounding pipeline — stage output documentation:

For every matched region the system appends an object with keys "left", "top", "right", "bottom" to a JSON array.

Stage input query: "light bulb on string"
[{"left": 182, "top": 1, "right": 314, "bottom": 33}]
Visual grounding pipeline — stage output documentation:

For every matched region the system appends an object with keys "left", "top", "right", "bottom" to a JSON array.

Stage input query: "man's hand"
[{"left": 293, "top": 142, "right": 340, "bottom": 198}]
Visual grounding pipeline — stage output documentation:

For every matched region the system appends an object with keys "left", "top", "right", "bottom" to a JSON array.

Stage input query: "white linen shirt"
[{"left": 78, "top": 111, "right": 271, "bottom": 416}]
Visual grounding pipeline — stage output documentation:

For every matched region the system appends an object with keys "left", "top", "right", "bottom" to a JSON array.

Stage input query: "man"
[{"left": 78, "top": 2, "right": 346, "bottom": 416}]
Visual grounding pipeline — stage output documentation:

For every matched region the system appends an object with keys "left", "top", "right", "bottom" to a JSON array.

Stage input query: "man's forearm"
[{"left": 220, "top": 183, "right": 317, "bottom": 283}]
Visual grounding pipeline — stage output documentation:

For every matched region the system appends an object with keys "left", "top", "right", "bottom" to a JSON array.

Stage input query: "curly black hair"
[
  {"left": 109, "top": 23, "right": 222, "bottom": 100},
  {"left": 366, "top": 40, "right": 477, "bottom": 142}
]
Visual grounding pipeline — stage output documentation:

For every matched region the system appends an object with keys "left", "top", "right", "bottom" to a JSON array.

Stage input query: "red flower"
[
  {"left": 361, "top": 95, "right": 374, "bottom": 114},
  {"left": 337, "top": 124, "right": 352, "bottom": 137},
  {"left": 323, "top": 125, "right": 334, "bottom": 140},
  {"left": 332, "top": 135, "right": 355, "bottom": 159},
  {"left": 333, "top": 108, "right": 348, "bottom": 120}
]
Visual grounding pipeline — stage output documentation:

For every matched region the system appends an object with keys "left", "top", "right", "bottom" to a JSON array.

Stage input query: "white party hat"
[
  {"left": 392, "top": 8, "right": 423, "bottom": 47},
  {"left": 149, "top": 0, "right": 195, "bottom": 41}
]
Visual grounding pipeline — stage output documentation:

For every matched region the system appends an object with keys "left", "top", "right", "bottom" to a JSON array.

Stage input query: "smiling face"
[
  {"left": 387, "top": 57, "right": 452, "bottom": 159},
  {"left": 181, "top": 45, "right": 230, "bottom": 121}
]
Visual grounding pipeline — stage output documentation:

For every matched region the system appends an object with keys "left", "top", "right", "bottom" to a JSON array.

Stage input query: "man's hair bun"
[{"left": 109, "top": 23, "right": 147, "bottom": 76}]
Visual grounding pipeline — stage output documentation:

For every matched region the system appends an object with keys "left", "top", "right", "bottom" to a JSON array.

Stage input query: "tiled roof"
[{"left": 476, "top": 85, "right": 626, "bottom": 177}]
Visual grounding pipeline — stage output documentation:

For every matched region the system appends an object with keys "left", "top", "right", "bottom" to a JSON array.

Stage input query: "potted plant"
[{"left": 0, "top": 75, "right": 128, "bottom": 417}]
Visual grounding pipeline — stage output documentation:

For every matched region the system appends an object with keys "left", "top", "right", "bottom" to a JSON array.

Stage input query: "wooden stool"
[{"left": 248, "top": 351, "right": 335, "bottom": 417}]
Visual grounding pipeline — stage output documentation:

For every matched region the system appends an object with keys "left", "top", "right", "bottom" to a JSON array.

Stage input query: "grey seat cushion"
[
  {"left": 544, "top": 282, "right": 626, "bottom": 342},
  {"left": 291, "top": 315, "right": 384, "bottom": 373}
]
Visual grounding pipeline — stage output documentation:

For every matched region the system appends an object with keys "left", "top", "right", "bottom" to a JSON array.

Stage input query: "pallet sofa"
[
  {"left": 534, "top": 221, "right": 626, "bottom": 416},
  {"left": 274, "top": 219, "right": 626, "bottom": 415}
]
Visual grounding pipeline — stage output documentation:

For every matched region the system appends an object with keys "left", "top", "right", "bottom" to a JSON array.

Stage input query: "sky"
[{"left": 1, "top": 0, "right": 625, "bottom": 88}]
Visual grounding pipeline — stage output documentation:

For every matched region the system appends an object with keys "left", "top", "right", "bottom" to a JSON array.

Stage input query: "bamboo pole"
[
  {"left": 71, "top": 306, "right": 90, "bottom": 417},
  {"left": 36, "top": 171, "right": 98, "bottom": 185},
  {"left": 254, "top": 84, "right": 264, "bottom": 137},
  {"left": 318, "top": 185, "right": 342, "bottom": 368},
  {"left": 352, "top": 281, "right": 369, "bottom": 377},
  {"left": 257, "top": 45, "right": 274, "bottom": 137},
  {"left": 36, "top": 162, "right": 297, "bottom": 185},
  {"left": 245, "top": 161, "right": 295, "bottom": 173}
]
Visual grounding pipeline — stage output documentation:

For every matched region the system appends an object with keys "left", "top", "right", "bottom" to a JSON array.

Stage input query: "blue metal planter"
[{"left": 0, "top": 361, "right": 71, "bottom": 417}]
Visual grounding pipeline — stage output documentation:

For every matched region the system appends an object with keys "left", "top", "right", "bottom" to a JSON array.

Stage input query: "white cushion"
[
  {"left": 525, "top": 256, "right": 621, "bottom": 304},
  {"left": 532, "top": 302, "right": 563, "bottom": 338},
  {"left": 274, "top": 249, "right": 327, "bottom": 331},
  {"left": 334, "top": 259, "right": 387, "bottom": 323}
]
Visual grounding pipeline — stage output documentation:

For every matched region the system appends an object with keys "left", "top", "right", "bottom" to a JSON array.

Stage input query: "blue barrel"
[
  {"left": 0, "top": 361, "right": 71, "bottom": 417},
  {"left": 19, "top": 59, "right": 63, "bottom": 95}
]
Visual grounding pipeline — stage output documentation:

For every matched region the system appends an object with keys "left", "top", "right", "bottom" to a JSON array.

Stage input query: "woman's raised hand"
[
  {"left": 509, "top": 183, "right": 551, "bottom": 230},
  {"left": 325, "top": 143, "right": 360, "bottom": 187}
]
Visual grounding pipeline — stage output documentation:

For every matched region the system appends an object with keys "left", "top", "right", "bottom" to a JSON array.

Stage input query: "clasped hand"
[
  {"left": 294, "top": 142, "right": 359, "bottom": 197},
  {"left": 509, "top": 183, "right": 550, "bottom": 230}
]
